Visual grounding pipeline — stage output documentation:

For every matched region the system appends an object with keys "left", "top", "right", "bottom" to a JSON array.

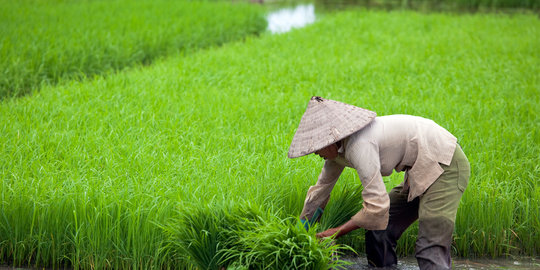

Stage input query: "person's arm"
[
  {"left": 300, "top": 159, "right": 345, "bottom": 229},
  {"left": 316, "top": 219, "right": 359, "bottom": 238},
  {"left": 317, "top": 140, "right": 390, "bottom": 238}
]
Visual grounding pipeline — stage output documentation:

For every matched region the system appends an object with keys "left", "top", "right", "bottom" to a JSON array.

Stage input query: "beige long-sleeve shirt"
[{"left": 300, "top": 115, "right": 457, "bottom": 230}]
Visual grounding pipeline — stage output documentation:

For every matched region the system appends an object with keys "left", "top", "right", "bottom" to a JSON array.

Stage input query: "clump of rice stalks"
[
  {"left": 163, "top": 201, "right": 352, "bottom": 269},
  {"left": 162, "top": 201, "right": 264, "bottom": 269},
  {"left": 319, "top": 185, "right": 364, "bottom": 231},
  {"left": 221, "top": 217, "right": 353, "bottom": 269}
]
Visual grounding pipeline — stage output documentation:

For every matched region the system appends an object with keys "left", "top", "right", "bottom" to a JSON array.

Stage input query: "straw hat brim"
[{"left": 288, "top": 96, "right": 376, "bottom": 158}]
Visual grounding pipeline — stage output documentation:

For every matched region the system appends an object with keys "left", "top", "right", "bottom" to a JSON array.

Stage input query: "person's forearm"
[
  {"left": 317, "top": 219, "right": 361, "bottom": 239},
  {"left": 335, "top": 219, "right": 360, "bottom": 238}
]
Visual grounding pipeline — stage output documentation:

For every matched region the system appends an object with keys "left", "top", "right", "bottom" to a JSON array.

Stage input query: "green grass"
[
  {"left": 0, "top": 0, "right": 266, "bottom": 98},
  {"left": 1, "top": 7, "right": 539, "bottom": 269}
]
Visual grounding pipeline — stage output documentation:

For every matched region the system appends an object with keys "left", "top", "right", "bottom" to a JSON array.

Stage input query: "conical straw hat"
[{"left": 288, "top": 96, "right": 376, "bottom": 158}]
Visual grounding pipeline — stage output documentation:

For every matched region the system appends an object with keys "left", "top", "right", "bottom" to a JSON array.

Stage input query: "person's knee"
[
  {"left": 417, "top": 216, "right": 455, "bottom": 249},
  {"left": 415, "top": 217, "right": 454, "bottom": 269}
]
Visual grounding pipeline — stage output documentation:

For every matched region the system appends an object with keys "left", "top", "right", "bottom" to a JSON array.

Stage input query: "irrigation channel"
[{"left": 265, "top": 2, "right": 539, "bottom": 269}]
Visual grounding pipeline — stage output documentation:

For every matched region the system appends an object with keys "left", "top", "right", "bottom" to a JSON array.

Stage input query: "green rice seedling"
[
  {"left": 318, "top": 185, "right": 364, "bottom": 231},
  {"left": 163, "top": 201, "right": 267, "bottom": 269},
  {"left": 222, "top": 217, "right": 353, "bottom": 269},
  {"left": 0, "top": 0, "right": 266, "bottom": 98},
  {"left": 164, "top": 201, "right": 353, "bottom": 269}
]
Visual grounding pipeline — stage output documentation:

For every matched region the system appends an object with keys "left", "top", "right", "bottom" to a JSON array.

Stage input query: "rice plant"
[
  {"left": 0, "top": 0, "right": 266, "bottom": 98},
  {"left": 319, "top": 185, "right": 364, "bottom": 231},
  {"left": 221, "top": 216, "right": 353, "bottom": 269},
  {"left": 163, "top": 201, "right": 352, "bottom": 269}
]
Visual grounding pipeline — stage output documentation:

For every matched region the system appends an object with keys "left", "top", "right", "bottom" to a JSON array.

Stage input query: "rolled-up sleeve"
[
  {"left": 347, "top": 140, "right": 390, "bottom": 230},
  {"left": 300, "top": 160, "right": 345, "bottom": 221}
]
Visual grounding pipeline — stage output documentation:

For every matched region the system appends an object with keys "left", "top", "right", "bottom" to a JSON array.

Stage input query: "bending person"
[{"left": 288, "top": 96, "right": 470, "bottom": 269}]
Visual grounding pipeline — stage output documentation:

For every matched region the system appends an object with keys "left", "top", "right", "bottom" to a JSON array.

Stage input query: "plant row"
[{"left": 0, "top": 0, "right": 266, "bottom": 98}]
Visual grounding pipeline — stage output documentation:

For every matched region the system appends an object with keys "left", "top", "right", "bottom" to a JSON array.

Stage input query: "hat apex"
[{"left": 287, "top": 96, "right": 376, "bottom": 158}]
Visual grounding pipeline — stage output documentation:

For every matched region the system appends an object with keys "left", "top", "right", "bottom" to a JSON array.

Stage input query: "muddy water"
[{"left": 343, "top": 255, "right": 540, "bottom": 269}]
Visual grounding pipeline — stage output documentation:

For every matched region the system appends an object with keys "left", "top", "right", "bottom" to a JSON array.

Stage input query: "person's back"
[{"left": 344, "top": 114, "right": 457, "bottom": 200}]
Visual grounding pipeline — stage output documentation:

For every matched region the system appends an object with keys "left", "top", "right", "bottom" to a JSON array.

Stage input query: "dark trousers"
[{"left": 366, "top": 145, "right": 470, "bottom": 270}]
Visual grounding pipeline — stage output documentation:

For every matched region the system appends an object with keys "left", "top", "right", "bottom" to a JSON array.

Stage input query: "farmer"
[{"left": 288, "top": 96, "right": 470, "bottom": 269}]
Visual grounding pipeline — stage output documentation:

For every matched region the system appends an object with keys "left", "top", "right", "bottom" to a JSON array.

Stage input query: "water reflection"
[{"left": 267, "top": 4, "right": 316, "bottom": 34}]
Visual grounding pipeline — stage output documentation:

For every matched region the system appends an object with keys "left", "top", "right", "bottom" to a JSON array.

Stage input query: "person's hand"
[
  {"left": 316, "top": 227, "right": 340, "bottom": 239},
  {"left": 316, "top": 220, "right": 361, "bottom": 239}
]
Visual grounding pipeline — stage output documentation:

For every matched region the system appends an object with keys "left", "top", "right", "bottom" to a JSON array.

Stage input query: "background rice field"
[
  {"left": 1, "top": 0, "right": 539, "bottom": 269},
  {"left": 0, "top": 0, "right": 266, "bottom": 98}
]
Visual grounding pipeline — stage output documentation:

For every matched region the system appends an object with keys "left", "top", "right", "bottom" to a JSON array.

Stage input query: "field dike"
[{"left": 1, "top": 7, "right": 539, "bottom": 269}]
